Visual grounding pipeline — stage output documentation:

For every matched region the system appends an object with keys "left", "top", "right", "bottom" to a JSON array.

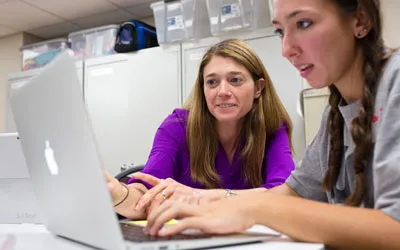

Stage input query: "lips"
[
  {"left": 299, "top": 64, "right": 313, "bottom": 71},
  {"left": 294, "top": 63, "right": 314, "bottom": 78}
]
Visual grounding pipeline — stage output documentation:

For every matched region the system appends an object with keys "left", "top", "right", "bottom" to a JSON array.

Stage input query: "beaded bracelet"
[{"left": 225, "top": 189, "right": 237, "bottom": 198}]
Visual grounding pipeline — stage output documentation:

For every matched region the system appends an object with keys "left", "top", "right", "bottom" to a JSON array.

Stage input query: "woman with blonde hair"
[{"left": 106, "top": 39, "right": 295, "bottom": 218}]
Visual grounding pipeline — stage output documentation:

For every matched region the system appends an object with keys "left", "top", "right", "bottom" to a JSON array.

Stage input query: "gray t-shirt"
[{"left": 287, "top": 52, "right": 400, "bottom": 222}]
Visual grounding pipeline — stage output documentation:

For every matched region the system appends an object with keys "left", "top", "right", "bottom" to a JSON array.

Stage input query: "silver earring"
[{"left": 357, "top": 28, "right": 368, "bottom": 38}]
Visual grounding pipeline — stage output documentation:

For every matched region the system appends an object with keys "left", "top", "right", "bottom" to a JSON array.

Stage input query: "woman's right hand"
[
  {"left": 104, "top": 171, "right": 128, "bottom": 205},
  {"left": 104, "top": 171, "right": 147, "bottom": 219}
]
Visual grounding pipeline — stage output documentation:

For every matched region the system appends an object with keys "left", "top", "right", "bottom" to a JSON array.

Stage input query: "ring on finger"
[{"left": 161, "top": 189, "right": 168, "bottom": 200}]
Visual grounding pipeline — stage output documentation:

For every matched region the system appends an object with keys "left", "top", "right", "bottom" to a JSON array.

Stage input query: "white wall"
[
  {"left": 382, "top": 0, "right": 400, "bottom": 48},
  {"left": 0, "top": 33, "right": 41, "bottom": 132},
  {"left": 0, "top": 34, "right": 24, "bottom": 132},
  {"left": 139, "top": 16, "right": 155, "bottom": 27}
]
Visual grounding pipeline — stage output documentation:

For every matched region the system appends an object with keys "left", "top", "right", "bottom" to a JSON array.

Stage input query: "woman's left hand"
[{"left": 132, "top": 172, "right": 203, "bottom": 213}]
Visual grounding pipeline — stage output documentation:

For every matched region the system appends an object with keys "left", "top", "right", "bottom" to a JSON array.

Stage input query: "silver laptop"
[
  {"left": 0, "top": 133, "right": 42, "bottom": 224},
  {"left": 10, "top": 51, "right": 275, "bottom": 250}
]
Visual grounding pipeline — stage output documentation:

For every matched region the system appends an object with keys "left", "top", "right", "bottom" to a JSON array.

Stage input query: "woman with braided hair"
[{"left": 143, "top": 0, "right": 400, "bottom": 249}]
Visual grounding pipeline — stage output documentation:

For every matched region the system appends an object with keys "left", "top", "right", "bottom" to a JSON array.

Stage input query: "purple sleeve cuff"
[
  {"left": 261, "top": 124, "right": 295, "bottom": 189},
  {"left": 127, "top": 151, "right": 178, "bottom": 189}
]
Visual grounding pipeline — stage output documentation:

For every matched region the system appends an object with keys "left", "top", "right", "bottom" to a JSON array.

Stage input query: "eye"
[
  {"left": 231, "top": 77, "right": 241, "bottom": 83},
  {"left": 230, "top": 77, "right": 243, "bottom": 85},
  {"left": 273, "top": 28, "right": 284, "bottom": 38},
  {"left": 297, "top": 20, "right": 312, "bottom": 30},
  {"left": 206, "top": 79, "right": 217, "bottom": 85}
]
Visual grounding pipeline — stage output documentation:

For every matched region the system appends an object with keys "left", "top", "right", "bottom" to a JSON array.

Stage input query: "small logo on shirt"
[{"left": 373, "top": 108, "right": 384, "bottom": 123}]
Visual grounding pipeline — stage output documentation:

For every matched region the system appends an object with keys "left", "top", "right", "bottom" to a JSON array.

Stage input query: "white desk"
[{"left": 0, "top": 224, "right": 324, "bottom": 250}]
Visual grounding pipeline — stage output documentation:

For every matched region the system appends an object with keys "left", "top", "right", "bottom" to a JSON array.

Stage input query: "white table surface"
[{"left": 0, "top": 224, "right": 324, "bottom": 250}]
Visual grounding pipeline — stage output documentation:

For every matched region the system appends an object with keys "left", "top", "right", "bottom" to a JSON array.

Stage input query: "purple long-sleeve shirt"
[{"left": 129, "top": 108, "right": 294, "bottom": 189}]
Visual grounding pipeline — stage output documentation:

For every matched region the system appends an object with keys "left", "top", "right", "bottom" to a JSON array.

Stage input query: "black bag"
[{"left": 114, "top": 20, "right": 158, "bottom": 53}]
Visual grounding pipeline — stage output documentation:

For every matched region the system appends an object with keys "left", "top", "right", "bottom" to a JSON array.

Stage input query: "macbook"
[{"left": 10, "top": 51, "right": 276, "bottom": 250}]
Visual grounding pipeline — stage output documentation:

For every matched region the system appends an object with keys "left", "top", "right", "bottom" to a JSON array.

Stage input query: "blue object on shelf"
[
  {"left": 34, "top": 50, "right": 62, "bottom": 67},
  {"left": 115, "top": 20, "right": 159, "bottom": 53}
]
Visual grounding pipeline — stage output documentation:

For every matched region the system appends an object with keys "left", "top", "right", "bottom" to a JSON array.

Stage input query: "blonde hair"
[{"left": 183, "top": 39, "right": 293, "bottom": 188}]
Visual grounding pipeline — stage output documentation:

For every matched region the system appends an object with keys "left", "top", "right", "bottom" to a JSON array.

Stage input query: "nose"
[
  {"left": 217, "top": 80, "right": 232, "bottom": 97},
  {"left": 281, "top": 32, "right": 300, "bottom": 61}
]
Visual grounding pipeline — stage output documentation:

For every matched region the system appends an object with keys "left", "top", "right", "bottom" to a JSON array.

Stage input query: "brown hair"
[
  {"left": 323, "top": 0, "right": 392, "bottom": 206},
  {"left": 183, "top": 39, "right": 293, "bottom": 188}
]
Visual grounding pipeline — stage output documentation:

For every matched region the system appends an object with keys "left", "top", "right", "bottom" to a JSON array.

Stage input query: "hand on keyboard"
[{"left": 133, "top": 173, "right": 203, "bottom": 214}]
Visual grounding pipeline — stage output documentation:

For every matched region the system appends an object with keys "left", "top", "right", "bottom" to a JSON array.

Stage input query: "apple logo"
[{"left": 44, "top": 140, "right": 59, "bottom": 175}]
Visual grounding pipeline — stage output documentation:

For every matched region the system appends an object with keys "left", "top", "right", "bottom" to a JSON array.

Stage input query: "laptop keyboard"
[{"left": 120, "top": 222, "right": 210, "bottom": 242}]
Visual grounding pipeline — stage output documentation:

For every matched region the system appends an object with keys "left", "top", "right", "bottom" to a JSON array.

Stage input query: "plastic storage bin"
[
  {"left": 206, "top": 0, "right": 271, "bottom": 35},
  {"left": 20, "top": 39, "right": 70, "bottom": 71},
  {"left": 150, "top": 0, "right": 211, "bottom": 44},
  {"left": 68, "top": 25, "right": 119, "bottom": 59}
]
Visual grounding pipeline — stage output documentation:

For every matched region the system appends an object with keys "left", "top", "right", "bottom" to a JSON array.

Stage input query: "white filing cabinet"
[
  {"left": 6, "top": 61, "right": 84, "bottom": 133},
  {"left": 181, "top": 28, "right": 306, "bottom": 163},
  {"left": 302, "top": 88, "right": 330, "bottom": 145},
  {"left": 84, "top": 46, "right": 182, "bottom": 176}
]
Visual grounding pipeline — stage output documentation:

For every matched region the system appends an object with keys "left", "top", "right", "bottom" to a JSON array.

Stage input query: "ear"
[
  {"left": 254, "top": 78, "right": 265, "bottom": 99},
  {"left": 352, "top": 6, "right": 372, "bottom": 39}
]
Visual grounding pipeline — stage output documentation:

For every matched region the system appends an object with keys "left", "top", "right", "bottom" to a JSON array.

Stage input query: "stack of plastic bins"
[
  {"left": 20, "top": 39, "right": 70, "bottom": 71},
  {"left": 68, "top": 25, "right": 119, "bottom": 59},
  {"left": 206, "top": 0, "right": 271, "bottom": 35},
  {"left": 150, "top": 0, "right": 211, "bottom": 45}
]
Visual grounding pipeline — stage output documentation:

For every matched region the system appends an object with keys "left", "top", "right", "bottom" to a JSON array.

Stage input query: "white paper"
[
  {"left": 221, "top": 4, "right": 241, "bottom": 23},
  {"left": 167, "top": 15, "right": 184, "bottom": 31},
  {"left": 90, "top": 68, "right": 113, "bottom": 77},
  {"left": 246, "top": 224, "right": 281, "bottom": 236}
]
